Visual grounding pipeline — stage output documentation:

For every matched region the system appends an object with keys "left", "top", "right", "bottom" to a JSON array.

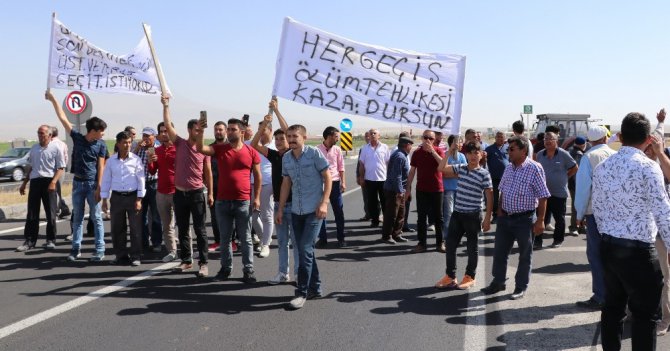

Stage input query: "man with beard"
[{"left": 207, "top": 121, "right": 227, "bottom": 253}]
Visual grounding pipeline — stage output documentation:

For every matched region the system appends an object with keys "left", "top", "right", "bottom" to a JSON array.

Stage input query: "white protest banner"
[
  {"left": 48, "top": 17, "right": 171, "bottom": 96},
  {"left": 272, "top": 17, "right": 466, "bottom": 134}
]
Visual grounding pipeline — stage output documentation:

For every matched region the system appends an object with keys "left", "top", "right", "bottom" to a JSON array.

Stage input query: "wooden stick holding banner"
[
  {"left": 46, "top": 12, "right": 56, "bottom": 92},
  {"left": 142, "top": 23, "right": 168, "bottom": 97},
  {"left": 268, "top": 95, "right": 276, "bottom": 116}
]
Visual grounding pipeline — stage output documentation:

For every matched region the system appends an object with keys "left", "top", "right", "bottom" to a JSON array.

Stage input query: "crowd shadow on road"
[
  {"left": 532, "top": 262, "right": 591, "bottom": 275},
  {"left": 488, "top": 322, "right": 601, "bottom": 351}
]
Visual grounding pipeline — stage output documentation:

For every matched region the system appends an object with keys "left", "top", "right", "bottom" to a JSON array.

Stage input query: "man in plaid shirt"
[
  {"left": 134, "top": 127, "right": 163, "bottom": 253},
  {"left": 481, "top": 135, "right": 550, "bottom": 300}
]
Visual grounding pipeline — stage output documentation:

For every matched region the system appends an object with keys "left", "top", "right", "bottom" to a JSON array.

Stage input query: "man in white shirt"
[
  {"left": 357, "top": 129, "right": 390, "bottom": 227},
  {"left": 50, "top": 126, "right": 71, "bottom": 218},
  {"left": 592, "top": 112, "right": 670, "bottom": 350},
  {"left": 101, "top": 131, "right": 145, "bottom": 266}
]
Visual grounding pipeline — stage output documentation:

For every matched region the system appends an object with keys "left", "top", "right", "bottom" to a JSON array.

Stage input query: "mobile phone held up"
[
  {"left": 242, "top": 114, "right": 250, "bottom": 126},
  {"left": 199, "top": 111, "right": 208, "bottom": 128}
]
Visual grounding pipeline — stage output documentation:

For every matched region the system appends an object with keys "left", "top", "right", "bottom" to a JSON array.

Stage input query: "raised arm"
[
  {"left": 270, "top": 98, "right": 289, "bottom": 132},
  {"left": 194, "top": 120, "right": 215, "bottom": 156},
  {"left": 161, "top": 95, "right": 178, "bottom": 143},
  {"left": 251, "top": 114, "right": 272, "bottom": 157},
  {"left": 45, "top": 91, "right": 72, "bottom": 135}
]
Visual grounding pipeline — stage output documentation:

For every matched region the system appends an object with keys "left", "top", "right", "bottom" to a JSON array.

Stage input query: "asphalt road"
[{"left": 0, "top": 159, "right": 668, "bottom": 350}]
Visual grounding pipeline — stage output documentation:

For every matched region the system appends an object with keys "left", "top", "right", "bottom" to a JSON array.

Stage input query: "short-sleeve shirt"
[
  {"left": 443, "top": 152, "right": 467, "bottom": 191},
  {"left": 317, "top": 143, "right": 345, "bottom": 181},
  {"left": 536, "top": 148, "right": 577, "bottom": 198},
  {"left": 410, "top": 146, "right": 445, "bottom": 192},
  {"left": 282, "top": 145, "right": 329, "bottom": 215},
  {"left": 359, "top": 143, "right": 390, "bottom": 181},
  {"left": 452, "top": 164, "right": 493, "bottom": 213},
  {"left": 69, "top": 129, "right": 107, "bottom": 181},
  {"left": 174, "top": 136, "right": 210, "bottom": 191},
  {"left": 28, "top": 142, "right": 65, "bottom": 179},
  {"left": 151, "top": 144, "right": 176, "bottom": 194},
  {"left": 212, "top": 143, "right": 260, "bottom": 201},
  {"left": 267, "top": 148, "right": 291, "bottom": 203},
  {"left": 499, "top": 158, "right": 551, "bottom": 213}
]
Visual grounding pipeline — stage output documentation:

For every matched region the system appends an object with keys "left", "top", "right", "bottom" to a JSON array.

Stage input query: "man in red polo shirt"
[{"left": 406, "top": 130, "right": 445, "bottom": 253}]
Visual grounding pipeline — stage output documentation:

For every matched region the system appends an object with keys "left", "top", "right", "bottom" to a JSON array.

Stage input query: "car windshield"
[{"left": 1, "top": 148, "right": 29, "bottom": 158}]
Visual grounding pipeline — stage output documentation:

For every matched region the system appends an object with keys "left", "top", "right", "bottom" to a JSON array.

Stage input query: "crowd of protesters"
[{"left": 11, "top": 92, "right": 670, "bottom": 348}]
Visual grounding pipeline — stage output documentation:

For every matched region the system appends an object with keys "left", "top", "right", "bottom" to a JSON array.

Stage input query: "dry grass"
[{"left": 0, "top": 183, "right": 72, "bottom": 207}]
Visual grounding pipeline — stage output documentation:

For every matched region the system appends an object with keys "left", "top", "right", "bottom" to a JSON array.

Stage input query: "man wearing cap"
[
  {"left": 381, "top": 136, "right": 413, "bottom": 244},
  {"left": 134, "top": 127, "right": 163, "bottom": 253},
  {"left": 574, "top": 126, "right": 616, "bottom": 310},
  {"left": 568, "top": 137, "right": 588, "bottom": 235},
  {"left": 535, "top": 132, "right": 578, "bottom": 249}
]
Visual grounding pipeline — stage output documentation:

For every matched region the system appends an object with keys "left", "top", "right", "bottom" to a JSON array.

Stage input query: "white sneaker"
[
  {"left": 289, "top": 296, "right": 306, "bottom": 309},
  {"left": 252, "top": 234, "right": 261, "bottom": 245},
  {"left": 545, "top": 223, "right": 555, "bottom": 231},
  {"left": 162, "top": 252, "right": 177, "bottom": 263},
  {"left": 268, "top": 272, "right": 290, "bottom": 285},
  {"left": 258, "top": 245, "right": 270, "bottom": 258},
  {"left": 427, "top": 225, "right": 435, "bottom": 232}
]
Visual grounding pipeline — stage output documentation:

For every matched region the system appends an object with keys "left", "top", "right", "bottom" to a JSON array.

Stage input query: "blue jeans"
[
  {"left": 585, "top": 214, "right": 605, "bottom": 304},
  {"left": 319, "top": 180, "right": 345, "bottom": 242},
  {"left": 216, "top": 200, "right": 253, "bottom": 273},
  {"left": 275, "top": 202, "right": 299, "bottom": 275},
  {"left": 292, "top": 212, "right": 322, "bottom": 297},
  {"left": 71, "top": 179, "right": 105, "bottom": 254},
  {"left": 492, "top": 213, "right": 535, "bottom": 290},
  {"left": 442, "top": 190, "right": 456, "bottom": 240},
  {"left": 141, "top": 181, "right": 163, "bottom": 247}
]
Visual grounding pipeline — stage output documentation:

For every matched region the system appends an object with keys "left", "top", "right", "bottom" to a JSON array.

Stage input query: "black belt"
[
  {"left": 176, "top": 187, "right": 204, "bottom": 194},
  {"left": 502, "top": 210, "right": 534, "bottom": 218},
  {"left": 73, "top": 175, "right": 90, "bottom": 181},
  {"left": 112, "top": 190, "right": 137, "bottom": 197},
  {"left": 601, "top": 234, "right": 654, "bottom": 249}
]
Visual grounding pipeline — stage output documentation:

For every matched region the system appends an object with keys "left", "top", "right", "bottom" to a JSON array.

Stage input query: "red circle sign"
[{"left": 65, "top": 91, "right": 87, "bottom": 115}]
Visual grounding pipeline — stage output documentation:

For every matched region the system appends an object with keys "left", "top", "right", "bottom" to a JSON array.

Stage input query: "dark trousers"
[
  {"left": 382, "top": 190, "right": 405, "bottom": 239},
  {"left": 416, "top": 191, "right": 444, "bottom": 246},
  {"left": 141, "top": 181, "right": 163, "bottom": 247},
  {"left": 110, "top": 193, "right": 142, "bottom": 260},
  {"left": 403, "top": 198, "right": 411, "bottom": 229},
  {"left": 491, "top": 178, "right": 501, "bottom": 217},
  {"left": 600, "top": 239, "right": 663, "bottom": 351},
  {"left": 55, "top": 179, "right": 69, "bottom": 214},
  {"left": 24, "top": 177, "right": 57, "bottom": 243},
  {"left": 365, "top": 180, "right": 385, "bottom": 224},
  {"left": 174, "top": 189, "right": 208, "bottom": 265},
  {"left": 210, "top": 186, "right": 220, "bottom": 244},
  {"left": 446, "top": 211, "right": 481, "bottom": 278},
  {"left": 492, "top": 213, "right": 534, "bottom": 290},
  {"left": 539, "top": 196, "right": 566, "bottom": 246},
  {"left": 319, "top": 180, "right": 346, "bottom": 242}
]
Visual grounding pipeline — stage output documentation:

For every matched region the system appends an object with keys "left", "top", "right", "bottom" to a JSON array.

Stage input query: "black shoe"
[
  {"left": 337, "top": 240, "right": 347, "bottom": 248},
  {"left": 402, "top": 227, "right": 415, "bottom": 233},
  {"left": 481, "top": 282, "right": 506, "bottom": 295},
  {"left": 315, "top": 239, "right": 328, "bottom": 249},
  {"left": 576, "top": 298, "right": 603, "bottom": 310},
  {"left": 510, "top": 288, "right": 526, "bottom": 300},
  {"left": 381, "top": 237, "right": 397, "bottom": 245},
  {"left": 214, "top": 269, "right": 231, "bottom": 281},
  {"left": 550, "top": 241, "right": 563, "bottom": 248},
  {"left": 533, "top": 242, "right": 543, "bottom": 250},
  {"left": 110, "top": 255, "right": 130, "bottom": 265},
  {"left": 243, "top": 271, "right": 257, "bottom": 284},
  {"left": 370, "top": 221, "right": 380, "bottom": 228},
  {"left": 306, "top": 290, "right": 323, "bottom": 300},
  {"left": 393, "top": 235, "right": 409, "bottom": 243},
  {"left": 58, "top": 211, "right": 71, "bottom": 219}
]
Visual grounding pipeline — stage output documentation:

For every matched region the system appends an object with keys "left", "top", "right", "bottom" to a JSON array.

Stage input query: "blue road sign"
[{"left": 340, "top": 118, "right": 353, "bottom": 132}]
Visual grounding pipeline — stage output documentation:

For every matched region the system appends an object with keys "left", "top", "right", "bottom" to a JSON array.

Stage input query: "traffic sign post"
[{"left": 523, "top": 105, "right": 533, "bottom": 114}]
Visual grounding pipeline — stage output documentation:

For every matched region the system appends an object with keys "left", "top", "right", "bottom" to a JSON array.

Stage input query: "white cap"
[{"left": 587, "top": 126, "right": 608, "bottom": 141}]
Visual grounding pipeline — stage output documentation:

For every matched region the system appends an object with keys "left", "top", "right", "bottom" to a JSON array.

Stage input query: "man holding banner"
[{"left": 46, "top": 91, "right": 108, "bottom": 262}]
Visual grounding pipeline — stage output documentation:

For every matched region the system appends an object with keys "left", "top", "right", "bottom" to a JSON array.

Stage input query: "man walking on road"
[
  {"left": 46, "top": 91, "right": 107, "bottom": 263},
  {"left": 161, "top": 96, "right": 213, "bottom": 278},
  {"left": 574, "top": 126, "right": 615, "bottom": 311},
  {"left": 535, "top": 131, "right": 578, "bottom": 249},
  {"left": 592, "top": 112, "right": 670, "bottom": 350},
  {"left": 16, "top": 125, "right": 65, "bottom": 252},
  {"left": 101, "top": 131, "right": 145, "bottom": 266},
  {"left": 276, "top": 124, "right": 332, "bottom": 310},
  {"left": 358, "top": 129, "right": 390, "bottom": 227},
  {"left": 381, "top": 136, "right": 413, "bottom": 244},
  {"left": 199, "top": 118, "right": 261, "bottom": 284},
  {"left": 316, "top": 126, "right": 347, "bottom": 248},
  {"left": 481, "top": 136, "right": 550, "bottom": 300}
]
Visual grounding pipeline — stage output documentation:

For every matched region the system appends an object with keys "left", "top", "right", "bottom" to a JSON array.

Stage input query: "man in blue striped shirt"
[{"left": 435, "top": 141, "right": 493, "bottom": 290}]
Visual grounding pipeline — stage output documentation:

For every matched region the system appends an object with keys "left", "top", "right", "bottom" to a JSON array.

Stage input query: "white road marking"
[
  {"left": 342, "top": 186, "right": 361, "bottom": 197},
  {"left": 0, "top": 261, "right": 179, "bottom": 340},
  {"left": 0, "top": 219, "right": 67, "bottom": 235},
  {"left": 464, "top": 240, "right": 488, "bottom": 350}
]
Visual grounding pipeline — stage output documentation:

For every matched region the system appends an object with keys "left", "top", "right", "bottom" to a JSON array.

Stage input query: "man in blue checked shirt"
[{"left": 276, "top": 124, "right": 332, "bottom": 310}]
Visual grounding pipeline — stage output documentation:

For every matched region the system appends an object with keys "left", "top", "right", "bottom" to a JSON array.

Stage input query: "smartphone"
[
  {"left": 242, "top": 114, "right": 250, "bottom": 126},
  {"left": 199, "top": 111, "right": 208, "bottom": 128}
]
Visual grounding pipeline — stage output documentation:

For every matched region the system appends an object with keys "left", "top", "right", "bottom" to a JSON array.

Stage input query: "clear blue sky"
[{"left": 1, "top": 0, "right": 668, "bottom": 140}]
